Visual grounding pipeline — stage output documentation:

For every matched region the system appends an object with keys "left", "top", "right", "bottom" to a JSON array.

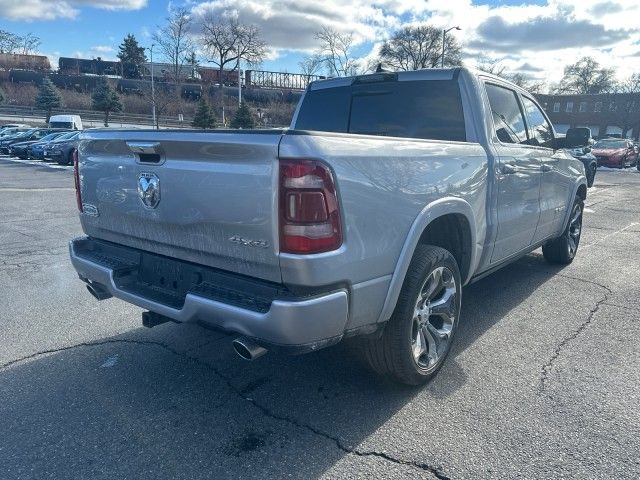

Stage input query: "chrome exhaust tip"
[
  {"left": 86, "top": 282, "right": 112, "bottom": 301},
  {"left": 232, "top": 337, "right": 268, "bottom": 361}
]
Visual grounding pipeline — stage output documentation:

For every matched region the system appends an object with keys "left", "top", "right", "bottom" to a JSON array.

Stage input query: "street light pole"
[
  {"left": 441, "top": 26, "right": 461, "bottom": 68},
  {"left": 148, "top": 44, "right": 157, "bottom": 129},
  {"left": 238, "top": 46, "right": 242, "bottom": 107}
]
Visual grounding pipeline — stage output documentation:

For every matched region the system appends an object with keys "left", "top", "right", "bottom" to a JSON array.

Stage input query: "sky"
[{"left": 0, "top": 0, "right": 639, "bottom": 88}]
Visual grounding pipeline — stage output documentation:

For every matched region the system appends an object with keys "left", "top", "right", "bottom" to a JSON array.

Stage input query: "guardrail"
[
  {"left": 0, "top": 104, "right": 287, "bottom": 129},
  {"left": 0, "top": 105, "right": 193, "bottom": 128}
]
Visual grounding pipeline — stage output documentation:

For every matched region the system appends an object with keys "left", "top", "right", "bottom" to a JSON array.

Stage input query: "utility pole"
[
  {"left": 441, "top": 26, "right": 461, "bottom": 68},
  {"left": 238, "top": 46, "right": 242, "bottom": 107},
  {"left": 148, "top": 44, "right": 157, "bottom": 129}
]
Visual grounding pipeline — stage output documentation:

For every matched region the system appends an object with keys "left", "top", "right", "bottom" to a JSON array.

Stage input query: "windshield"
[
  {"left": 594, "top": 140, "right": 627, "bottom": 149},
  {"left": 13, "top": 129, "right": 36, "bottom": 139},
  {"left": 49, "top": 121, "right": 74, "bottom": 129},
  {"left": 52, "top": 132, "right": 78, "bottom": 142},
  {"left": 39, "top": 132, "right": 66, "bottom": 142}
]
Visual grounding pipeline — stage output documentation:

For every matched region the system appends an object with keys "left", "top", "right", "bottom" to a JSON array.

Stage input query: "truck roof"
[{"left": 308, "top": 66, "right": 530, "bottom": 96}]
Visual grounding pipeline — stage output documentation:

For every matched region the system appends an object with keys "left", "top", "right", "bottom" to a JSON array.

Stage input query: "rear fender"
[
  {"left": 560, "top": 178, "right": 588, "bottom": 232},
  {"left": 376, "top": 197, "right": 478, "bottom": 323}
]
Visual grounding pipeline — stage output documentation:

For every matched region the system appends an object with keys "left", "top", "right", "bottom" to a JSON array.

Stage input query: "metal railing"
[
  {"left": 0, "top": 104, "right": 290, "bottom": 129},
  {"left": 0, "top": 104, "right": 193, "bottom": 128}
]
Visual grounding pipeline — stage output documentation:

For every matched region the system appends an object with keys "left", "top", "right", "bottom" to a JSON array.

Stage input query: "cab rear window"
[{"left": 295, "top": 79, "right": 466, "bottom": 142}]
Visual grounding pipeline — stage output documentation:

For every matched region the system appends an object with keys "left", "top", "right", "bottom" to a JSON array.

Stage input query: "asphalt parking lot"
[{"left": 0, "top": 156, "right": 639, "bottom": 480}]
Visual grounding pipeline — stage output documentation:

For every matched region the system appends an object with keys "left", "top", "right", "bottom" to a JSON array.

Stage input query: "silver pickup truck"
[{"left": 69, "top": 67, "right": 587, "bottom": 385}]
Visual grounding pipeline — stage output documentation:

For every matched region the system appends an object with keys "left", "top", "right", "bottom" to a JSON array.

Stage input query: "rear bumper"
[{"left": 69, "top": 237, "right": 349, "bottom": 351}]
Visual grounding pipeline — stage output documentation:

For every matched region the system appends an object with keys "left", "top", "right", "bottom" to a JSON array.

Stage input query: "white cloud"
[
  {"left": 0, "top": 0, "right": 146, "bottom": 21},
  {"left": 191, "top": 0, "right": 400, "bottom": 51},
  {"left": 91, "top": 45, "right": 115, "bottom": 53},
  {"left": 2, "top": 0, "right": 639, "bottom": 85},
  {"left": 186, "top": 0, "right": 640, "bottom": 85}
]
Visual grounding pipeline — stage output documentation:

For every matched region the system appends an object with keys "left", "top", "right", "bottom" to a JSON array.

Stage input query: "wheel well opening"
[
  {"left": 577, "top": 184, "right": 587, "bottom": 200},
  {"left": 418, "top": 214, "right": 472, "bottom": 281}
]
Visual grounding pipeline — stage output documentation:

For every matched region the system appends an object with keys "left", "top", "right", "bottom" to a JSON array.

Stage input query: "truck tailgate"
[{"left": 78, "top": 130, "right": 283, "bottom": 283}]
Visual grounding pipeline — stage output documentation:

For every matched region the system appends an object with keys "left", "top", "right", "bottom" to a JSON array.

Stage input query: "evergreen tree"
[
  {"left": 35, "top": 78, "right": 62, "bottom": 122},
  {"left": 230, "top": 102, "right": 255, "bottom": 129},
  {"left": 92, "top": 78, "right": 122, "bottom": 127},
  {"left": 117, "top": 34, "right": 147, "bottom": 78},
  {"left": 192, "top": 98, "right": 216, "bottom": 129}
]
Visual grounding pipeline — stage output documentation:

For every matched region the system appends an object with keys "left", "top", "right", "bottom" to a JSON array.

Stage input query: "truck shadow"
[{"left": 0, "top": 252, "right": 563, "bottom": 479}]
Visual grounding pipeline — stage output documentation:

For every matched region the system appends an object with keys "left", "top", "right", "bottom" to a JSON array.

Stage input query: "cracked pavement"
[{"left": 1, "top": 158, "right": 639, "bottom": 479}]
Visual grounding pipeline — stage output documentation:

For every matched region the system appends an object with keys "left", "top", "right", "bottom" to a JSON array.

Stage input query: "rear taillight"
[
  {"left": 279, "top": 158, "right": 342, "bottom": 254},
  {"left": 73, "top": 148, "right": 82, "bottom": 212}
]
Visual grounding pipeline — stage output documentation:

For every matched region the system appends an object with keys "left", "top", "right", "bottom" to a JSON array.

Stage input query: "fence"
[
  {"left": 0, "top": 105, "right": 192, "bottom": 129},
  {"left": 0, "top": 104, "right": 290, "bottom": 129}
]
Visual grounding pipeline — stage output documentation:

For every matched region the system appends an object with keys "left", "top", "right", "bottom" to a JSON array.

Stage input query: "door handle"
[
  {"left": 541, "top": 164, "right": 553, "bottom": 172},
  {"left": 126, "top": 141, "right": 160, "bottom": 154},
  {"left": 501, "top": 163, "right": 517, "bottom": 174}
]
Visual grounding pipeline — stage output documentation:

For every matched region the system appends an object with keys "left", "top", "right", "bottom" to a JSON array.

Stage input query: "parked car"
[
  {"left": 10, "top": 131, "right": 70, "bottom": 159},
  {"left": 42, "top": 131, "right": 81, "bottom": 161},
  {"left": 568, "top": 147, "right": 597, "bottom": 186},
  {"left": 69, "top": 67, "right": 588, "bottom": 385},
  {"left": 28, "top": 131, "right": 72, "bottom": 160},
  {"left": 47, "top": 131, "right": 81, "bottom": 164},
  {"left": 0, "top": 129, "right": 38, "bottom": 154},
  {"left": 0, "top": 127, "right": 30, "bottom": 140},
  {"left": 1, "top": 128, "right": 58, "bottom": 155},
  {"left": 564, "top": 128, "right": 597, "bottom": 187},
  {"left": 592, "top": 138, "right": 638, "bottom": 168},
  {"left": 0, "top": 123, "right": 30, "bottom": 131}
]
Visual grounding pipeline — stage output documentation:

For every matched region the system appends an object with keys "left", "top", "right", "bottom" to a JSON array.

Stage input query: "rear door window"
[
  {"left": 295, "top": 79, "right": 466, "bottom": 142},
  {"left": 485, "top": 83, "right": 527, "bottom": 144},
  {"left": 521, "top": 96, "right": 554, "bottom": 148}
]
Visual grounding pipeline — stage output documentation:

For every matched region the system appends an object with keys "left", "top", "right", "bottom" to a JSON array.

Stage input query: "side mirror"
[{"left": 564, "top": 127, "right": 591, "bottom": 149}]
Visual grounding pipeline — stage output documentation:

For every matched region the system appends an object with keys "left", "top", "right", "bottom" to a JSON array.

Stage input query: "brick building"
[{"left": 535, "top": 92, "right": 640, "bottom": 140}]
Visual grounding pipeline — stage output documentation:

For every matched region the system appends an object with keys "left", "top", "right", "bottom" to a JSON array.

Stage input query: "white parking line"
[
  {"left": 583, "top": 222, "right": 639, "bottom": 250},
  {"left": 0, "top": 156, "right": 72, "bottom": 170}
]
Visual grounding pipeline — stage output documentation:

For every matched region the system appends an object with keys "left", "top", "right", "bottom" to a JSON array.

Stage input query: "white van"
[{"left": 49, "top": 114, "right": 83, "bottom": 130}]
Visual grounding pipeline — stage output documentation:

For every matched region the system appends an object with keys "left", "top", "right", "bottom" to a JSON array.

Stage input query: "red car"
[{"left": 592, "top": 138, "right": 638, "bottom": 168}]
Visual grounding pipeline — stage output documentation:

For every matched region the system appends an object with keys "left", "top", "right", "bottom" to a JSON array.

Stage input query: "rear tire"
[
  {"left": 58, "top": 151, "right": 72, "bottom": 166},
  {"left": 587, "top": 164, "right": 596, "bottom": 187},
  {"left": 543, "top": 196, "right": 584, "bottom": 264},
  {"left": 355, "top": 245, "right": 462, "bottom": 385}
]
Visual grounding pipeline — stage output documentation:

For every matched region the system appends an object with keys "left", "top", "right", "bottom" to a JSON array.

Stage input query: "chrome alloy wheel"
[
  {"left": 568, "top": 202, "right": 583, "bottom": 257},
  {"left": 411, "top": 266, "right": 457, "bottom": 371}
]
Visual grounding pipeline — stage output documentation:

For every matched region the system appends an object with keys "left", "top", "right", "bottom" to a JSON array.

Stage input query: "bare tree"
[
  {"left": 554, "top": 56, "right": 616, "bottom": 95},
  {"left": 0, "top": 30, "right": 21, "bottom": 54},
  {"left": 200, "top": 17, "right": 267, "bottom": 124},
  {"left": 378, "top": 25, "right": 461, "bottom": 71},
  {"left": 475, "top": 54, "right": 507, "bottom": 76},
  {"left": 19, "top": 33, "right": 40, "bottom": 55},
  {"left": 603, "top": 73, "right": 640, "bottom": 138},
  {"left": 474, "top": 56, "right": 546, "bottom": 93},
  {"left": 313, "top": 26, "right": 359, "bottom": 77},
  {"left": 137, "top": 82, "right": 183, "bottom": 129},
  {"left": 0, "top": 30, "right": 40, "bottom": 55},
  {"left": 505, "top": 73, "right": 546, "bottom": 94},
  {"left": 298, "top": 54, "right": 323, "bottom": 76},
  {"left": 152, "top": 7, "right": 194, "bottom": 83}
]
